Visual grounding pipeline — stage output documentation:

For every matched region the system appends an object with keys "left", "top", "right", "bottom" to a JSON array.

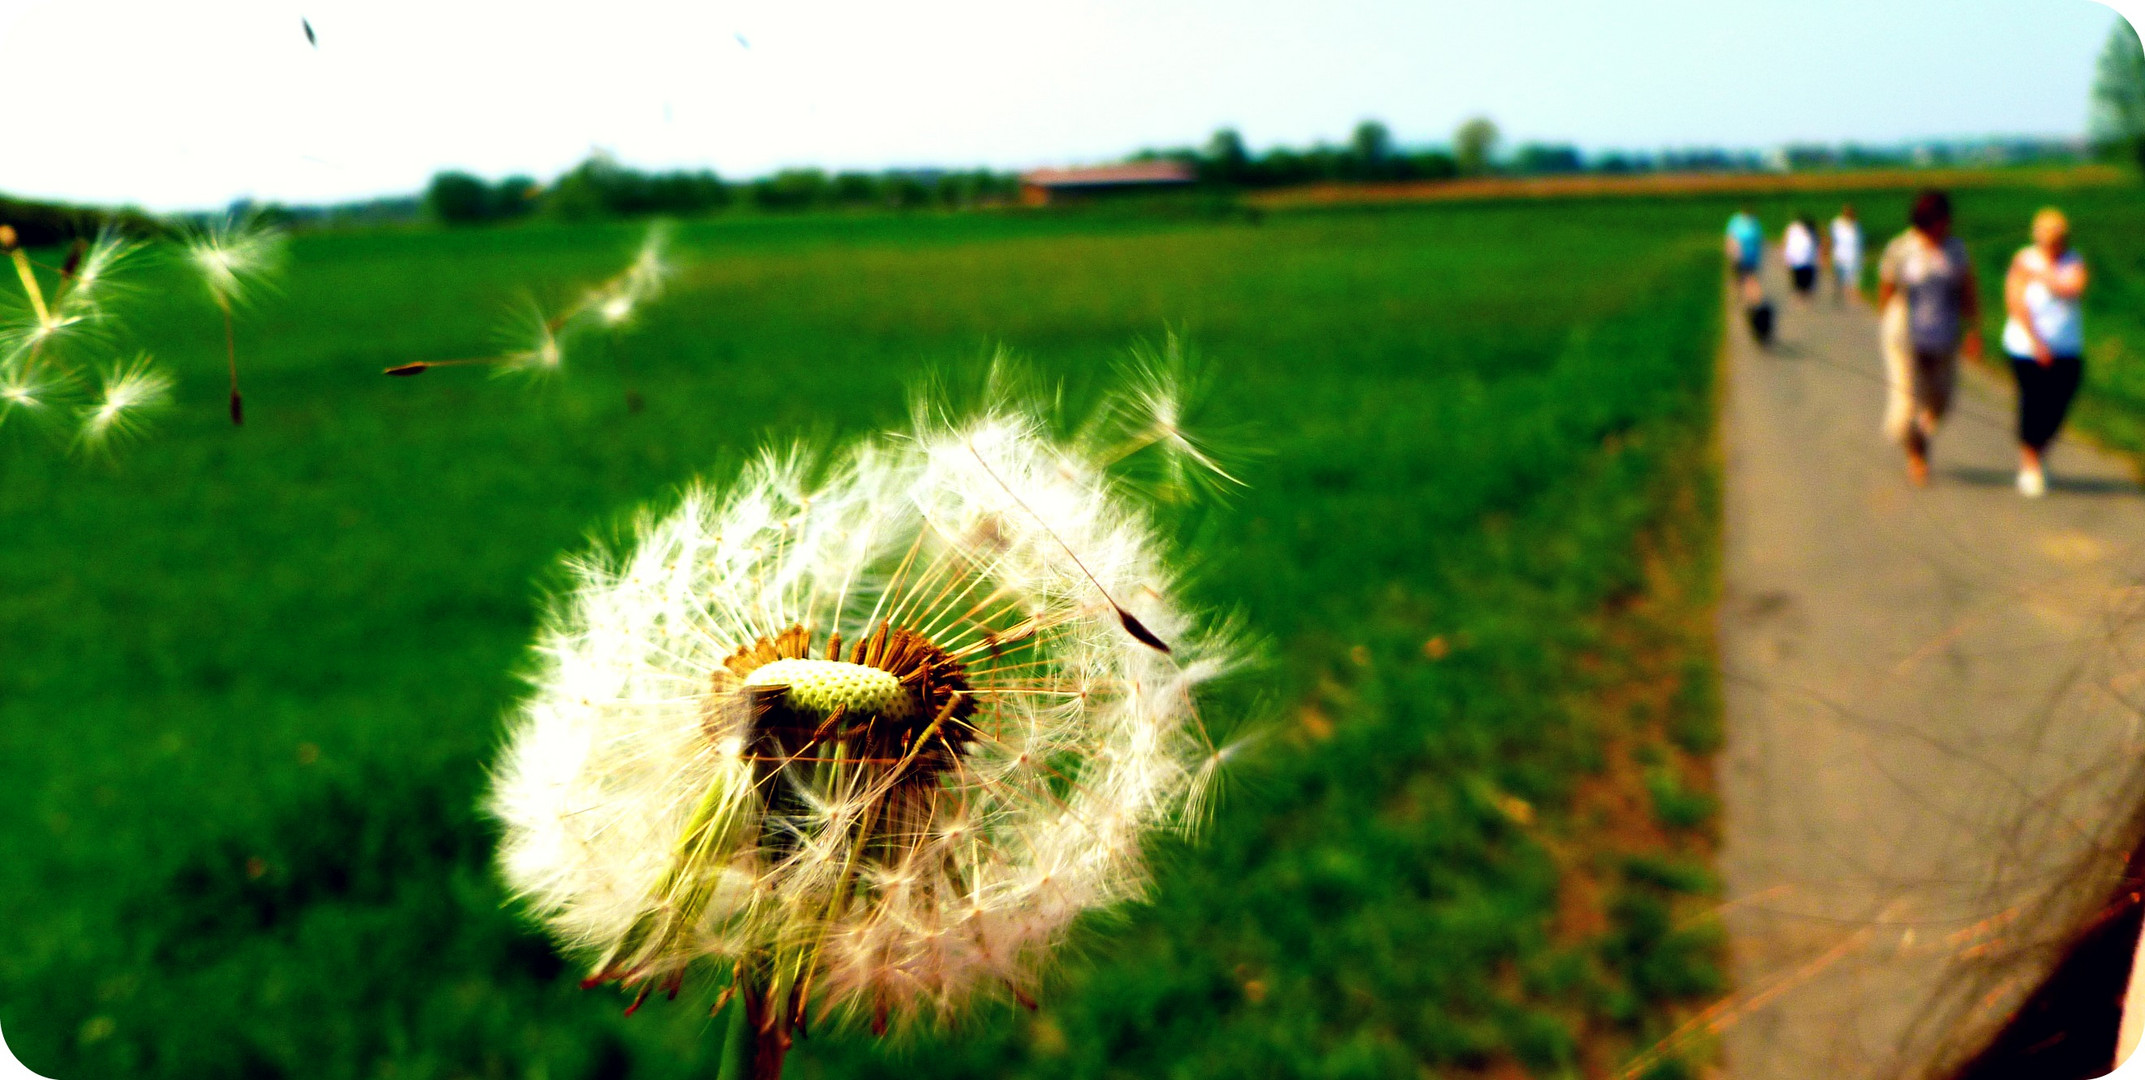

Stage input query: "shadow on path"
[{"left": 1941, "top": 464, "right": 2141, "bottom": 497}]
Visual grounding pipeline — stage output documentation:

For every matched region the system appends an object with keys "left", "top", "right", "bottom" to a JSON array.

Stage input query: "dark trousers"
[{"left": 2009, "top": 353, "right": 2083, "bottom": 451}]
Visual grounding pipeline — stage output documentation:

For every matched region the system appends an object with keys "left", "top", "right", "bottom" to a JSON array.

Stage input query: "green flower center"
[{"left": 742, "top": 658, "right": 914, "bottom": 721}]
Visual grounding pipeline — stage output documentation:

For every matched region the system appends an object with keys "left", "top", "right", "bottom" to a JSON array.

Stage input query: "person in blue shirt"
[
  {"left": 1726, "top": 206, "right": 1764, "bottom": 285},
  {"left": 1726, "top": 206, "right": 1770, "bottom": 342}
]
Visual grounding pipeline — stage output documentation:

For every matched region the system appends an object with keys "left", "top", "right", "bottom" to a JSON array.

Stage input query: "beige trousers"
[{"left": 1880, "top": 299, "right": 1957, "bottom": 447}]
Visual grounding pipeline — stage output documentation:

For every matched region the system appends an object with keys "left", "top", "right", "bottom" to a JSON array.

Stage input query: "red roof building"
[{"left": 1019, "top": 161, "right": 1197, "bottom": 205}]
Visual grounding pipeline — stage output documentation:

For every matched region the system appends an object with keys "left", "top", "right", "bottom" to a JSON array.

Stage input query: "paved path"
[{"left": 1718, "top": 265, "right": 2145, "bottom": 1080}]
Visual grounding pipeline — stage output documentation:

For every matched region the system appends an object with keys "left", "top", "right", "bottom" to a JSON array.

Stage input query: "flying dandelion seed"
[
  {"left": 6, "top": 229, "right": 145, "bottom": 359},
  {"left": 1079, "top": 335, "right": 1248, "bottom": 504},
  {"left": 77, "top": 354, "right": 172, "bottom": 448},
  {"left": 184, "top": 216, "right": 284, "bottom": 308},
  {"left": 499, "top": 307, "right": 566, "bottom": 374},
  {"left": 0, "top": 362, "right": 53, "bottom": 427},
  {"left": 182, "top": 215, "right": 287, "bottom": 425},
  {"left": 54, "top": 229, "right": 142, "bottom": 320},
  {"left": 489, "top": 379, "right": 1247, "bottom": 1077},
  {"left": 0, "top": 224, "right": 167, "bottom": 451},
  {"left": 0, "top": 224, "right": 80, "bottom": 356},
  {"left": 387, "top": 223, "right": 671, "bottom": 382},
  {"left": 574, "top": 221, "right": 674, "bottom": 330},
  {"left": 509, "top": 327, "right": 565, "bottom": 373}
]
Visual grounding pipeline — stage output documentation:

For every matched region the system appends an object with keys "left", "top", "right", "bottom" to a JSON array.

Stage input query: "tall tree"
[
  {"left": 2091, "top": 16, "right": 2145, "bottom": 169},
  {"left": 1454, "top": 116, "right": 1500, "bottom": 176},
  {"left": 1350, "top": 120, "right": 1393, "bottom": 177},
  {"left": 1204, "top": 128, "right": 1251, "bottom": 184}
]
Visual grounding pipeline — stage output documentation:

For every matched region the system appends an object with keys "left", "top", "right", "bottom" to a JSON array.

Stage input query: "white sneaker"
[{"left": 2018, "top": 468, "right": 2046, "bottom": 498}]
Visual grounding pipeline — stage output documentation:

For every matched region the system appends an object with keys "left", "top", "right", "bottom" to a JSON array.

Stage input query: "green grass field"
[{"left": 2, "top": 196, "right": 1750, "bottom": 1079}]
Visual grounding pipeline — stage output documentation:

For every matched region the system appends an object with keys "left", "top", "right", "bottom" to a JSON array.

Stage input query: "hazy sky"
[{"left": 0, "top": 0, "right": 2135, "bottom": 211}]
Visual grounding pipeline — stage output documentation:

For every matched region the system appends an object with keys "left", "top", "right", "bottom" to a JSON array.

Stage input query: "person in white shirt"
[
  {"left": 1782, "top": 215, "right": 1819, "bottom": 300},
  {"left": 2001, "top": 207, "right": 2089, "bottom": 497},
  {"left": 1828, "top": 205, "right": 1864, "bottom": 304}
]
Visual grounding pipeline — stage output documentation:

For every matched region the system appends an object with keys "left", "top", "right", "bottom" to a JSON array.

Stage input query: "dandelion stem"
[
  {"left": 220, "top": 299, "right": 242, "bottom": 425},
  {"left": 715, "top": 977, "right": 753, "bottom": 1080},
  {"left": 717, "top": 963, "right": 789, "bottom": 1080},
  {"left": 9, "top": 249, "right": 50, "bottom": 327}
]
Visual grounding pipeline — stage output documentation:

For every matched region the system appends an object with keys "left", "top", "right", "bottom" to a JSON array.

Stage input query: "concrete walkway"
[{"left": 1718, "top": 265, "right": 2145, "bottom": 1080}]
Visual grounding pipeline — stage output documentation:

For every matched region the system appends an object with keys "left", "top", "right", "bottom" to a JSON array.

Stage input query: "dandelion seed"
[
  {"left": 51, "top": 229, "right": 142, "bottom": 325},
  {"left": 499, "top": 312, "right": 565, "bottom": 374},
  {"left": 0, "top": 361, "right": 54, "bottom": 427},
  {"left": 388, "top": 224, "right": 673, "bottom": 388},
  {"left": 77, "top": 355, "right": 171, "bottom": 448},
  {"left": 183, "top": 214, "right": 285, "bottom": 425},
  {"left": 489, "top": 380, "right": 1247, "bottom": 1076},
  {"left": 183, "top": 215, "right": 285, "bottom": 310},
  {"left": 574, "top": 222, "right": 673, "bottom": 331}
]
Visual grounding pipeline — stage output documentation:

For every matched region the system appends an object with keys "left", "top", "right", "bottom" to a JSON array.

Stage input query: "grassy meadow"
[{"left": 0, "top": 196, "right": 1747, "bottom": 1079}]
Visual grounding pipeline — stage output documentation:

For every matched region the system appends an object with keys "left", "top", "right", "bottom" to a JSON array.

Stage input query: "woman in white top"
[
  {"left": 1783, "top": 215, "right": 1819, "bottom": 299},
  {"left": 2002, "top": 207, "right": 2088, "bottom": 497},
  {"left": 1828, "top": 205, "right": 1863, "bottom": 303}
]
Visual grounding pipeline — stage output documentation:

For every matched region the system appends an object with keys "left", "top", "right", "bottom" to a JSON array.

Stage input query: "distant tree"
[
  {"left": 1513, "top": 143, "right": 1583, "bottom": 175},
  {"left": 882, "top": 173, "right": 933, "bottom": 209},
  {"left": 752, "top": 169, "right": 830, "bottom": 211},
  {"left": 426, "top": 171, "right": 494, "bottom": 224},
  {"left": 2090, "top": 17, "right": 2145, "bottom": 169},
  {"left": 539, "top": 154, "right": 732, "bottom": 220},
  {"left": 933, "top": 172, "right": 974, "bottom": 208},
  {"left": 831, "top": 171, "right": 878, "bottom": 205},
  {"left": 1399, "top": 149, "right": 1459, "bottom": 181},
  {"left": 1350, "top": 120, "right": 1393, "bottom": 178},
  {"left": 1455, "top": 116, "right": 1500, "bottom": 175},
  {"left": 1203, "top": 128, "right": 1251, "bottom": 184},
  {"left": 545, "top": 155, "right": 621, "bottom": 221},
  {"left": 0, "top": 194, "right": 161, "bottom": 246},
  {"left": 493, "top": 176, "right": 539, "bottom": 219},
  {"left": 641, "top": 171, "right": 730, "bottom": 214}
]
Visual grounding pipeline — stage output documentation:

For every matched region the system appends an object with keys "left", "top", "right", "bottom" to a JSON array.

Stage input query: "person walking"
[
  {"left": 1726, "top": 205, "right": 1772, "bottom": 342},
  {"left": 1829, "top": 204, "right": 1864, "bottom": 303},
  {"left": 1876, "top": 189, "right": 1982, "bottom": 486},
  {"left": 1783, "top": 214, "right": 1820, "bottom": 301},
  {"left": 2001, "top": 207, "right": 2089, "bottom": 498}
]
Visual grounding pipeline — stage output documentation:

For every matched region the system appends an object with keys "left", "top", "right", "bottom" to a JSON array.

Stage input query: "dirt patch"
[
  {"left": 1547, "top": 425, "right": 1727, "bottom": 1079},
  {"left": 1247, "top": 166, "right": 2125, "bottom": 211}
]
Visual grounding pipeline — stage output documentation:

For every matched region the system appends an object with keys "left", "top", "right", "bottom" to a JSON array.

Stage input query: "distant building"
[{"left": 1019, "top": 161, "right": 1196, "bottom": 206}]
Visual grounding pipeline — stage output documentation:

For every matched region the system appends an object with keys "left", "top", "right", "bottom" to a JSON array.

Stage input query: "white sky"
[{"left": 0, "top": 0, "right": 2136, "bottom": 212}]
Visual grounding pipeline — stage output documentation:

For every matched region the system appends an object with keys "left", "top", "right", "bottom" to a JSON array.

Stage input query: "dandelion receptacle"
[{"left": 489, "top": 383, "right": 1246, "bottom": 1078}]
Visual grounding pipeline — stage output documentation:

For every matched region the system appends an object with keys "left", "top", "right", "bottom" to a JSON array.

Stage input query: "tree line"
[
  {"left": 424, "top": 154, "right": 1021, "bottom": 225},
  {"left": 5, "top": 20, "right": 2137, "bottom": 239}
]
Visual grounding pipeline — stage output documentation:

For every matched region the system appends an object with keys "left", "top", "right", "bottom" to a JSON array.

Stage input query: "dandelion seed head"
[{"left": 490, "top": 384, "right": 1246, "bottom": 1034}]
